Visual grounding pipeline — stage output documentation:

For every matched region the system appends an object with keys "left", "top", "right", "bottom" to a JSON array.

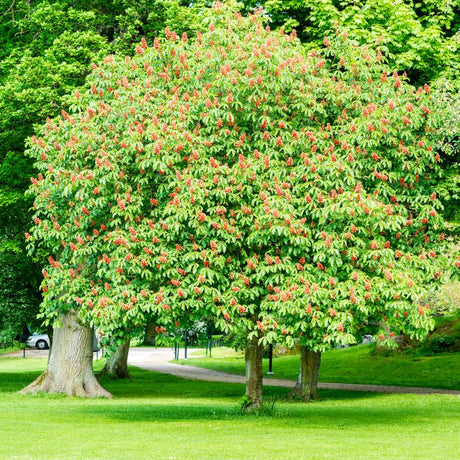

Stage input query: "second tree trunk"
[
  {"left": 244, "top": 332, "right": 264, "bottom": 409},
  {"left": 292, "top": 347, "right": 321, "bottom": 401},
  {"left": 101, "top": 338, "right": 131, "bottom": 379}
]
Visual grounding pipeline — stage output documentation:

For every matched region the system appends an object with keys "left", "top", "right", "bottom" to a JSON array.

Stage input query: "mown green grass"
[
  {"left": 178, "top": 344, "right": 460, "bottom": 390},
  {"left": 0, "top": 357, "right": 459, "bottom": 459}
]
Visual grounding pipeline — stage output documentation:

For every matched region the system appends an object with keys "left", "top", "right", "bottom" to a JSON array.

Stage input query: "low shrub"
[{"left": 428, "top": 336, "right": 457, "bottom": 353}]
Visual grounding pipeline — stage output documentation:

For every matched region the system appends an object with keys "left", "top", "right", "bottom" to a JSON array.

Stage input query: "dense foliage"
[
  {"left": 26, "top": 1, "right": 457, "bottom": 363},
  {"left": 2, "top": 0, "right": 458, "bottom": 344},
  {"left": 244, "top": 0, "right": 460, "bottom": 234}
]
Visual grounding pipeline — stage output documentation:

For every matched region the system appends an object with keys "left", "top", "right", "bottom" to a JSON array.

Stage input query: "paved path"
[
  {"left": 4, "top": 347, "right": 459, "bottom": 395},
  {"left": 2, "top": 348, "right": 104, "bottom": 360},
  {"left": 127, "top": 347, "right": 460, "bottom": 396}
]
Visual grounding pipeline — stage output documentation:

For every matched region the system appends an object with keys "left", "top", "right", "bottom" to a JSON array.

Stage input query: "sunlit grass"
[
  {"left": 178, "top": 344, "right": 460, "bottom": 390},
  {"left": 0, "top": 357, "right": 458, "bottom": 459}
]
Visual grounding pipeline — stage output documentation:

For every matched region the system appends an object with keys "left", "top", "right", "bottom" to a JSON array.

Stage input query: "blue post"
[
  {"left": 174, "top": 341, "right": 179, "bottom": 360},
  {"left": 267, "top": 344, "right": 274, "bottom": 375}
]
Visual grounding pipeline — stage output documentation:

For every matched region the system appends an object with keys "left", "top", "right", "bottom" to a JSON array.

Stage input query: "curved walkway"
[
  {"left": 4, "top": 347, "right": 458, "bottom": 395},
  {"left": 127, "top": 347, "right": 460, "bottom": 396}
]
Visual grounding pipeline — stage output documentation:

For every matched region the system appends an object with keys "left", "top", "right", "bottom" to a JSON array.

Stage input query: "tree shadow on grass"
[
  {"left": 0, "top": 363, "right": 399, "bottom": 403},
  {"left": 85, "top": 367, "right": 441, "bottom": 427},
  {"left": 0, "top": 357, "right": 46, "bottom": 393},
  {"left": 72, "top": 390, "right": 452, "bottom": 428},
  {"left": 97, "top": 367, "right": 385, "bottom": 402},
  {"left": 4, "top": 362, "right": 455, "bottom": 429},
  {"left": 0, "top": 370, "right": 43, "bottom": 393}
]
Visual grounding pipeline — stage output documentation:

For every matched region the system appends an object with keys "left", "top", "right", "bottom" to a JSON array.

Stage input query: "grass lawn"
[
  {"left": 0, "top": 357, "right": 459, "bottom": 459},
  {"left": 178, "top": 344, "right": 460, "bottom": 390}
]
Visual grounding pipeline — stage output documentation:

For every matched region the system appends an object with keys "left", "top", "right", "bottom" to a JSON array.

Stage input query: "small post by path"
[
  {"left": 267, "top": 344, "right": 274, "bottom": 375},
  {"left": 174, "top": 341, "right": 179, "bottom": 360},
  {"left": 184, "top": 330, "right": 188, "bottom": 360},
  {"left": 206, "top": 324, "right": 213, "bottom": 358}
]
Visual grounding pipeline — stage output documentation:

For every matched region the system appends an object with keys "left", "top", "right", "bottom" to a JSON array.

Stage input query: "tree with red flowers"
[{"left": 25, "top": 1, "right": 457, "bottom": 403}]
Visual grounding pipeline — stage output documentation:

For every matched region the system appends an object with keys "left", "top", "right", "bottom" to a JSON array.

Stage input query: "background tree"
[
  {"left": 431, "top": 80, "right": 460, "bottom": 235},
  {"left": 243, "top": 0, "right": 460, "bottom": 85},
  {"left": 100, "top": 339, "right": 131, "bottom": 379}
]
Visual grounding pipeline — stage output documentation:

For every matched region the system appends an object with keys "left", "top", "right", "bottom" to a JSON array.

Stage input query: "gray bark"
[
  {"left": 20, "top": 309, "right": 111, "bottom": 398},
  {"left": 244, "top": 332, "right": 264, "bottom": 409},
  {"left": 101, "top": 338, "right": 130, "bottom": 379},
  {"left": 143, "top": 322, "right": 156, "bottom": 346},
  {"left": 291, "top": 347, "right": 321, "bottom": 401}
]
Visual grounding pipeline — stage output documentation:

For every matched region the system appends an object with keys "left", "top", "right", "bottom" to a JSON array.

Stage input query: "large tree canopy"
[
  {"left": 2, "top": 0, "right": 458, "bottom": 340},
  {"left": 26, "top": 1, "right": 458, "bottom": 404}
]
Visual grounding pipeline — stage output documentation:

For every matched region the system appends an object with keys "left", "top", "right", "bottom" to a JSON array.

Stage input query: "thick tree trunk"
[
  {"left": 100, "top": 338, "right": 130, "bottom": 379},
  {"left": 291, "top": 347, "right": 321, "bottom": 401},
  {"left": 20, "top": 309, "right": 111, "bottom": 398},
  {"left": 244, "top": 332, "right": 264, "bottom": 410}
]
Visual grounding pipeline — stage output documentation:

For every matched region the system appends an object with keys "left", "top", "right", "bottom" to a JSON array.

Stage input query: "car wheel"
[{"left": 36, "top": 340, "right": 48, "bottom": 350}]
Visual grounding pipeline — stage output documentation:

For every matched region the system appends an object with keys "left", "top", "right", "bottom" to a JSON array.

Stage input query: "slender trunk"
[
  {"left": 244, "top": 332, "right": 264, "bottom": 410},
  {"left": 100, "top": 338, "right": 130, "bottom": 379},
  {"left": 20, "top": 309, "right": 111, "bottom": 398},
  {"left": 143, "top": 322, "right": 156, "bottom": 346},
  {"left": 291, "top": 347, "right": 321, "bottom": 401}
]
